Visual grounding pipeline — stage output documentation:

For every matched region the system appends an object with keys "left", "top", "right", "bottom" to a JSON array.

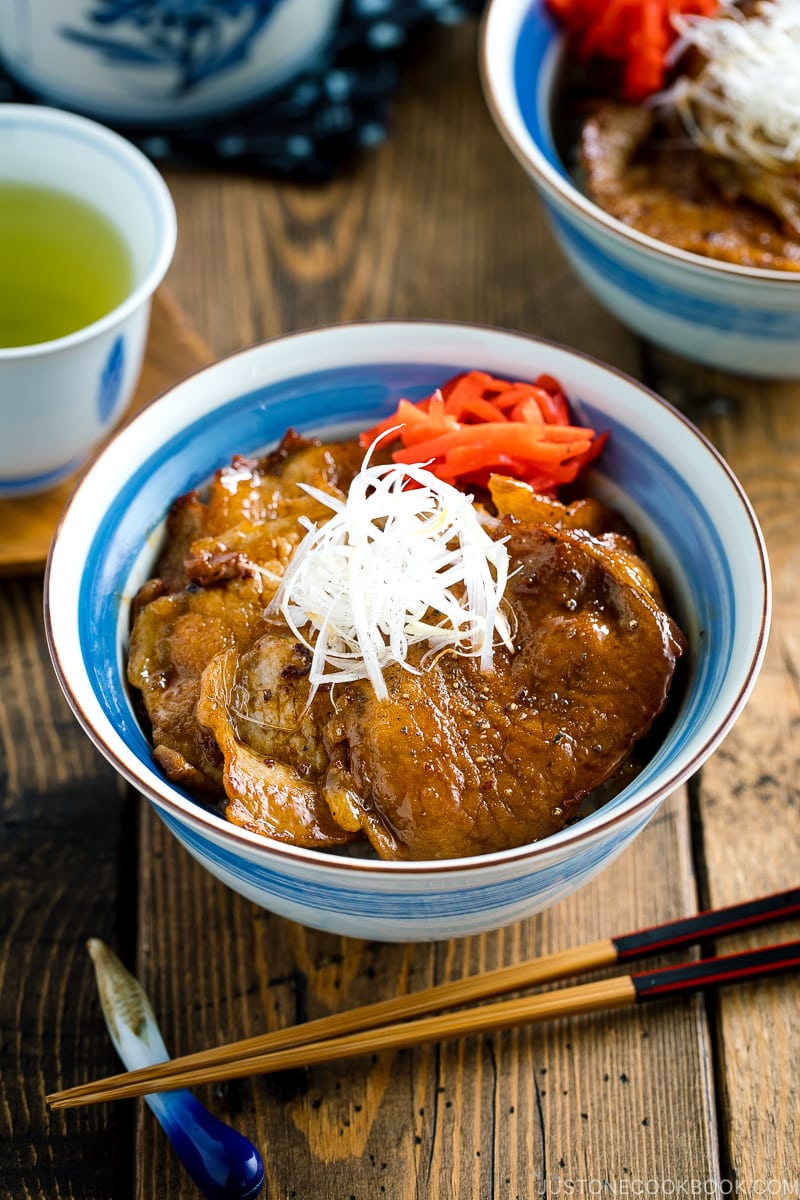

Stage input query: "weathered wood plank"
[
  {"left": 646, "top": 351, "right": 800, "bottom": 1195},
  {"left": 0, "top": 576, "right": 135, "bottom": 1200}
]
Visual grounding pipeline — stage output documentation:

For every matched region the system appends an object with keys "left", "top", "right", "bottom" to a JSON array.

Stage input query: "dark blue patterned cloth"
[{"left": 0, "top": 0, "right": 486, "bottom": 180}]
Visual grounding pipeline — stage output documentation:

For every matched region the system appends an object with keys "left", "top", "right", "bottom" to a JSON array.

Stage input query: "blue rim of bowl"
[
  {"left": 44, "top": 320, "right": 772, "bottom": 875},
  {"left": 479, "top": 0, "right": 800, "bottom": 287},
  {"left": 0, "top": 104, "right": 176, "bottom": 361}
]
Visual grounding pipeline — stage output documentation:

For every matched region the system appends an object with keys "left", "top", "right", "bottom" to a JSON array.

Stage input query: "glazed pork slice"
[
  {"left": 127, "top": 431, "right": 367, "bottom": 795},
  {"left": 127, "top": 578, "right": 267, "bottom": 794},
  {"left": 196, "top": 639, "right": 356, "bottom": 849},
  {"left": 580, "top": 101, "right": 800, "bottom": 272},
  {"left": 149, "top": 431, "right": 366, "bottom": 593},
  {"left": 202, "top": 520, "right": 685, "bottom": 860},
  {"left": 324, "top": 522, "right": 686, "bottom": 859},
  {"left": 702, "top": 156, "right": 800, "bottom": 240},
  {"left": 182, "top": 435, "right": 366, "bottom": 587}
]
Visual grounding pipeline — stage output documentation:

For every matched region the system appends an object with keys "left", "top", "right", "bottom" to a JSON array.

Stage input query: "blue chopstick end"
[
  {"left": 150, "top": 1089, "right": 265, "bottom": 1200},
  {"left": 221, "top": 1145, "right": 265, "bottom": 1200}
]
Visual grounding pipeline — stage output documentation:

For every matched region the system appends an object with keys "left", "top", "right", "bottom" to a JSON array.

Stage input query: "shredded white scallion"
[
  {"left": 268, "top": 455, "right": 513, "bottom": 702},
  {"left": 658, "top": 0, "right": 800, "bottom": 170}
]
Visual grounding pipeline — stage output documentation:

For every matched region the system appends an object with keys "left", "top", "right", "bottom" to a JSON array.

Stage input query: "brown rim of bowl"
[
  {"left": 479, "top": 0, "right": 800, "bottom": 288},
  {"left": 44, "top": 319, "right": 772, "bottom": 876}
]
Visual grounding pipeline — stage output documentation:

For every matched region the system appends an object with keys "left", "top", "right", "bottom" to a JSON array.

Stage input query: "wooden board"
[
  {"left": 0, "top": 287, "right": 212, "bottom": 575},
  {"left": 647, "top": 347, "right": 800, "bottom": 1191}
]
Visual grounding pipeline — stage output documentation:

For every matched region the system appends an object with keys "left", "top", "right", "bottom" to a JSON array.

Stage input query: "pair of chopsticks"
[{"left": 47, "top": 885, "right": 800, "bottom": 1110}]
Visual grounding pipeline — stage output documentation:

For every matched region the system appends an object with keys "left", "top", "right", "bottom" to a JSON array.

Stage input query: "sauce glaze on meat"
[
  {"left": 578, "top": 101, "right": 800, "bottom": 272},
  {"left": 553, "top": 45, "right": 800, "bottom": 274},
  {"left": 127, "top": 431, "right": 686, "bottom": 861}
]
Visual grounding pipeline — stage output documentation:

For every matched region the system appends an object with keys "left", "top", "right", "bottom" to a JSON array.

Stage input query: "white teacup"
[{"left": 0, "top": 105, "right": 176, "bottom": 497}]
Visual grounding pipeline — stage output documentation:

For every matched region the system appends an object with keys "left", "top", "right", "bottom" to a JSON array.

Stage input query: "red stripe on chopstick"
[
  {"left": 631, "top": 941, "right": 800, "bottom": 1001},
  {"left": 612, "top": 886, "right": 800, "bottom": 960}
]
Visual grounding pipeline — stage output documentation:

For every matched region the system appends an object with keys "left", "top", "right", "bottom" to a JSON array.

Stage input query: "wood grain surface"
[
  {"left": 1, "top": 18, "right": 797, "bottom": 1200},
  {"left": 647, "top": 350, "right": 800, "bottom": 1193}
]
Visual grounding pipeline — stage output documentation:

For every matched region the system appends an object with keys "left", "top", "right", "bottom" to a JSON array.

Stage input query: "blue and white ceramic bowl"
[
  {"left": 0, "top": 0, "right": 342, "bottom": 126},
  {"left": 45, "top": 323, "right": 770, "bottom": 941},
  {"left": 481, "top": 0, "right": 800, "bottom": 379}
]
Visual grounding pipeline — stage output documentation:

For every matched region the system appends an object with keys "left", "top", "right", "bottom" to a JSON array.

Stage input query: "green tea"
[{"left": 0, "top": 182, "right": 133, "bottom": 349}]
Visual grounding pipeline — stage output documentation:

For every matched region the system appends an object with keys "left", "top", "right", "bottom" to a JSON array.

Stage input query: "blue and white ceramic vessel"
[
  {"left": 481, "top": 0, "right": 800, "bottom": 378},
  {"left": 45, "top": 323, "right": 770, "bottom": 941},
  {"left": 0, "top": 0, "right": 342, "bottom": 125}
]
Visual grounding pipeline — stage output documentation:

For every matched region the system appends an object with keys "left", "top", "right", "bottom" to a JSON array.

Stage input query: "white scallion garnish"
[
  {"left": 269, "top": 454, "right": 513, "bottom": 702},
  {"left": 662, "top": 0, "right": 800, "bottom": 171}
]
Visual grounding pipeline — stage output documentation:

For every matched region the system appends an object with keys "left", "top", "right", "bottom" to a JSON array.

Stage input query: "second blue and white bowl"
[
  {"left": 45, "top": 323, "right": 769, "bottom": 941},
  {"left": 481, "top": 0, "right": 800, "bottom": 378},
  {"left": 0, "top": 0, "right": 343, "bottom": 126}
]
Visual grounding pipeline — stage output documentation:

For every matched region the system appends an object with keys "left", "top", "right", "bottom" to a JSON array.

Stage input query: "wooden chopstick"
[
  {"left": 46, "top": 885, "right": 800, "bottom": 1109},
  {"left": 48, "top": 939, "right": 800, "bottom": 1109}
]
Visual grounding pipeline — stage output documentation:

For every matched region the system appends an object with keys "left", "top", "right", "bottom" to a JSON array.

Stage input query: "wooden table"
[{"left": 2, "top": 20, "right": 798, "bottom": 1199}]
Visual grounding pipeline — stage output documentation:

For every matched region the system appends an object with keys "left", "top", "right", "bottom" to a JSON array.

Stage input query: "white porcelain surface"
[
  {"left": 45, "top": 322, "right": 770, "bottom": 940},
  {"left": 0, "top": 106, "right": 176, "bottom": 496},
  {"left": 481, "top": 0, "right": 800, "bottom": 378},
  {"left": 0, "top": 0, "right": 342, "bottom": 125}
]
